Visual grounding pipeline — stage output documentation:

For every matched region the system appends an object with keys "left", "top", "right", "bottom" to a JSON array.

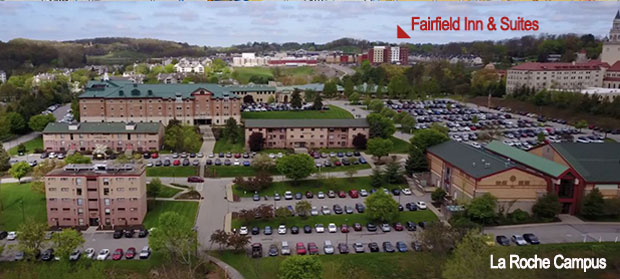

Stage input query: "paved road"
[
  {"left": 2, "top": 132, "right": 40, "bottom": 151},
  {"left": 52, "top": 103, "right": 72, "bottom": 123},
  {"left": 484, "top": 223, "right": 620, "bottom": 244}
]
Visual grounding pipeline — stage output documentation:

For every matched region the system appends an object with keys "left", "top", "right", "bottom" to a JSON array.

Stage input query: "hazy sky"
[{"left": 0, "top": 2, "right": 618, "bottom": 46}]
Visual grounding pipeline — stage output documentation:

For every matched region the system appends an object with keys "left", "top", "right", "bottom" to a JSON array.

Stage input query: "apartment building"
[
  {"left": 79, "top": 80, "right": 241, "bottom": 125},
  {"left": 45, "top": 163, "right": 147, "bottom": 228},
  {"left": 232, "top": 53, "right": 268, "bottom": 67},
  {"left": 366, "top": 46, "right": 409, "bottom": 65},
  {"left": 42, "top": 122, "right": 164, "bottom": 153},
  {"left": 505, "top": 61, "right": 606, "bottom": 93},
  {"left": 244, "top": 119, "right": 369, "bottom": 149}
]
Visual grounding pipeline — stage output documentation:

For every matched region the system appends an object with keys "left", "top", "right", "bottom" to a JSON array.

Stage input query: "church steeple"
[{"left": 616, "top": 10, "right": 620, "bottom": 19}]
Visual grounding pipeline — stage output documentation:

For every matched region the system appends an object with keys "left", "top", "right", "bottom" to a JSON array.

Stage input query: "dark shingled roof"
[
  {"left": 43, "top": 122, "right": 163, "bottom": 134},
  {"left": 80, "top": 80, "right": 240, "bottom": 99},
  {"left": 427, "top": 141, "right": 517, "bottom": 179},
  {"left": 551, "top": 143, "right": 620, "bottom": 183},
  {"left": 244, "top": 118, "right": 369, "bottom": 129}
]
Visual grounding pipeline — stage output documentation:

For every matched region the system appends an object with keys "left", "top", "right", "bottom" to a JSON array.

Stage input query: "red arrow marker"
[{"left": 397, "top": 25, "right": 410, "bottom": 39}]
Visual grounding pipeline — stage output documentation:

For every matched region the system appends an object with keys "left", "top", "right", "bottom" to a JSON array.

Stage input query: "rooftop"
[
  {"left": 510, "top": 60, "right": 608, "bottom": 71},
  {"left": 485, "top": 140, "right": 568, "bottom": 178},
  {"left": 80, "top": 80, "right": 240, "bottom": 99},
  {"left": 551, "top": 143, "right": 620, "bottom": 183},
  {"left": 244, "top": 118, "right": 369, "bottom": 129},
  {"left": 427, "top": 141, "right": 517, "bottom": 179},
  {"left": 46, "top": 163, "right": 145, "bottom": 176},
  {"left": 43, "top": 122, "right": 163, "bottom": 134}
]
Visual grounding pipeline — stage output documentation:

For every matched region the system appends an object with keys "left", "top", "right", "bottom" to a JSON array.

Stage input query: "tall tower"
[{"left": 601, "top": 11, "right": 620, "bottom": 65}]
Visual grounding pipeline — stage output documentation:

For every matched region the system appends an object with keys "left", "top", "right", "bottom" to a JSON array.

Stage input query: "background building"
[
  {"left": 79, "top": 80, "right": 241, "bottom": 125},
  {"left": 43, "top": 122, "right": 164, "bottom": 153},
  {"left": 601, "top": 11, "right": 620, "bottom": 66},
  {"left": 45, "top": 163, "right": 147, "bottom": 229},
  {"left": 505, "top": 61, "right": 606, "bottom": 93},
  {"left": 244, "top": 119, "right": 369, "bottom": 149}
]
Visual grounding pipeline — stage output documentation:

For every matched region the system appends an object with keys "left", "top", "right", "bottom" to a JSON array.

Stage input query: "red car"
[
  {"left": 340, "top": 224, "right": 349, "bottom": 233},
  {"left": 187, "top": 176, "right": 204, "bottom": 183},
  {"left": 393, "top": 223, "right": 404, "bottom": 231},
  {"left": 296, "top": 242, "right": 306, "bottom": 255},
  {"left": 348, "top": 190, "right": 359, "bottom": 198},
  {"left": 307, "top": 242, "right": 319, "bottom": 255},
  {"left": 353, "top": 223, "right": 363, "bottom": 231},
  {"left": 334, "top": 161, "right": 342, "bottom": 166},
  {"left": 234, "top": 153, "right": 241, "bottom": 158},
  {"left": 151, "top": 153, "right": 159, "bottom": 159},
  {"left": 173, "top": 159, "right": 181, "bottom": 166},
  {"left": 112, "top": 248, "right": 124, "bottom": 261},
  {"left": 125, "top": 247, "right": 136, "bottom": 259},
  {"left": 338, "top": 191, "right": 346, "bottom": 198}
]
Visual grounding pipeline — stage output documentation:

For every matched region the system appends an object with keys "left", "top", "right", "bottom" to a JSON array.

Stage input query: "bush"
[
  {"left": 431, "top": 188, "right": 447, "bottom": 203},
  {"left": 507, "top": 209, "right": 530, "bottom": 224},
  {"left": 604, "top": 198, "right": 620, "bottom": 217},
  {"left": 532, "top": 193, "right": 561, "bottom": 220},
  {"left": 582, "top": 188, "right": 605, "bottom": 219}
]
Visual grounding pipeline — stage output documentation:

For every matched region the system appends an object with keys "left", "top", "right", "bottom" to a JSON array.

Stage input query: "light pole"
[{"left": 345, "top": 218, "right": 349, "bottom": 246}]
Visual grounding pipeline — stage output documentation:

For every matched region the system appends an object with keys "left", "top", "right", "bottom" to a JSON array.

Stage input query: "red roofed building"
[
  {"left": 506, "top": 60, "right": 608, "bottom": 93},
  {"left": 603, "top": 61, "right": 620, "bottom": 88}
]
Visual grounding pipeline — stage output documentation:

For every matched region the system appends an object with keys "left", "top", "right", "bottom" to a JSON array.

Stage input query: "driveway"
[{"left": 484, "top": 223, "right": 620, "bottom": 244}]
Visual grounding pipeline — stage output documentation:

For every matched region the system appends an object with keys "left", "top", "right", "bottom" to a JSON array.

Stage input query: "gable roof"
[
  {"left": 427, "top": 141, "right": 517, "bottom": 179},
  {"left": 80, "top": 80, "right": 239, "bottom": 99},
  {"left": 244, "top": 118, "right": 368, "bottom": 129},
  {"left": 43, "top": 122, "right": 163, "bottom": 134},
  {"left": 510, "top": 61, "right": 606, "bottom": 71},
  {"left": 485, "top": 141, "right": 568, "bottom": 178},
  {"left": 550, "top": 143, "right": 620, "bottom": 183}
]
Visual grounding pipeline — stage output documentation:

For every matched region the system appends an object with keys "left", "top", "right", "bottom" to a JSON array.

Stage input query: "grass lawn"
[
  {"left": 147, "top": 183, "right": 183, "bottom": 198},
  {"left": 8, "top": 136, "right": 43, "bottom": 156},
  {"left": 146, "top": 166, "right": 198, "bottom": 177},
  {"left": 212, "top": 242, "right": 620, "bottom": 279},
  {"left": 242, "top": 105, "right": 353, "bottom": 119},
  {"left": 143, "top": 200, "right": 199, "bottom": 229},
  {"left": 233, "top": 176, "right": 406, "bottom": 198},
  {"left": 259, "top": 149, "right": 293, "bottom": 155},
  {"left": 0, "top": 183, "right": 47, "bottom": 230},
  {"left": 233, "top": 67, "right": 274, "bottom": 84},
  {"left": 206, "top": 166, "right": 264, "bottom": 178},
  {"left": 213, "top": 138, "right": 245, "bottom": 153},
  {"left": 318, "top": 163, "right": 370, "bottom": 173},
  {"left": 232, "top": 210, "right": 438, "bottom": 229},
  {"left": 389, "top": 136, "right": 411, "bottom": 154}
]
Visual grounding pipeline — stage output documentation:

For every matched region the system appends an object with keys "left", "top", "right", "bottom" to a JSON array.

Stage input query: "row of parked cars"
[
  {"left": 252, "top": 240, "right": 419, "bottom": 257},
  {"left": 253, "top": 188, "right": 415, "bottom": 201},
  {"left": 239, "top": 220, "right": 428, "bottom": 236},
  {"left": 147, "top": 158, "right": 201, "bottom": 167},
  {"left": 496, "top": 233, "right": 540, "bottom": 246},
  {"left": 13, "top": 246, "right": 151, "bottom": 262}
]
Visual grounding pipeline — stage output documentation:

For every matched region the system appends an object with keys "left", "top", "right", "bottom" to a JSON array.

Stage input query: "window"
[
  {"left": 76, "top": 178, "right": 82, "bottom": 185},
  {"left": 76, "top": 188, "right": 82, "bottom": 195},
  {"left": 78, "top": 208, "right": 84, "bottom": 215},
  {"left": 104, "top": 198, "right": 110, "bottom": 206},
  {"left": 116, "top": 188, "right": 124, "bottom": 192},
  {"left": 118, "top": 208, "right": 125, "bottom": 211},
  {"left": 48, "top": 188, "right": 57, "bottom": 192},
  {"left": 103, "top": 178, "right": 110, "bottom": 185},
  {"left": 61, "top": 188, "right": 69, "bottom": 192},
  {"left": 104, "top": 188, "right": 110, "bottom": 195},
  {"left": 130, "top": 208, "right": 137, "bottom": 212},
  {"left": 77, "top": 199, "right": 83, "bottom": 206},
  {"left": 129, "top": 187, "right": 137, "bottom": 191},
  {"left": 105, "top": 208, "right": 111, "bottom": 215}
]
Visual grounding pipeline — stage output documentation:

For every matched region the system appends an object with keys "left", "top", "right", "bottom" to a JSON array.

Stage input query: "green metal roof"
[
  {"left": 485, "top": 141, "right": 568, "bottom": 178},
  {"left": 225, "top": 84, "right": 276, "bottom": 92},
  {"left": 551, "top": 143, "right": 620, "bottom": 183},
  {"left": 245, "top": 118, "right": 368, "bottom": 129},
  {"left": 43, "top": 122, "right": 163, "bottom": 134},
  {"left": 427, "top": 141, "right": 517, "bottom": 179},
  {"left": 80, "top": 80, "right": 239, "bottom": 99},
  {"left": 276, "top": 83, "right": 344, "bottom": 93}
]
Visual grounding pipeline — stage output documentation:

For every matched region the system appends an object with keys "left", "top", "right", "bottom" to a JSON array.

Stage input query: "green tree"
[
  {"left": 365, "top": 191, "right": 399, "bottom": 223},
  {"left": 370, "top": 168, "right": 383, "bottom": 188},
  {"left": 224, "top": 117, "right": 240, "bottom": 143},
  {"left": 348, "top": 92, "right": 360, "bottom": 104},
  {"left": 352, "top": 133, "right": 367, "bottom": 150},
  {"left": 404, "top": 146, "right": 427, "bottom": 174},
  {"left": 367, "top": 99, "right": 384, "bottom": 113},
  {"left": 32, "top": 159, "right": 65, "bottom": 180},
  {"left": 276, "top": 154, "right": 315, "bottom": 184},
  {"left": 71, "top": 98, "right": 80, "bottom": 122},
  {"left": 291, "top": 89, "right": 303, "bottom": 109},
  {"left": 574, "top": 120, "right": 588, "bottom": 132},
  {"left": 387, "top": 75, "right": 409, "bottom": 99},
  {"left": 443, "top": 230, "right": 501, "bottom": 279},
  {"left": 367, "top": 113, "right": 395, "bottom": 139},
  {"left": 147, "top": 178, "right": 163, "bottom": 198},
  {"left": 366, "top": 138, "right": 393, "bottom": 162},
  {"left": 17, "top": 218, "right": 48, "bottom": 261},
  {"left": 467, "top": 193, "right": 497, "bottom": 224},
  {"left": 380, "top": 107, "right": 397, "bottom": 119},
  {"left": 312, "top": 92, "right": 323, "bottom": 110},
  {"left": 149, "top": 212, "right": 200, "bottom": 273},
  {"left": 28, "top": 114, "right": 56, "bottom": 132},
  {"left": 295, "top": 201, "right": 312, "bottom": 218},
  {"left": 251, "top": 153, "right": 274, "bottom": 171},
  {"left": 0, "top": 146, "right": 10, "bottom": 171},
  {"left": 164, "top": 124, "right": 202, "bottom": 153},
  {"left": 420, "top": 222, "right": 459, "bottom": 255},
  {"left": 323, "top": 81, "right": 338, "bottom": 98},
  {"left": 279, "top": 256, "right": 323, "bottom": 279},
  {"left": 9, "top": 161, "right": 31, "bottom": 183},
  {"left": 275, "top": 206, "right": 292, "bottom": 220},
  {"left": 65, "top": 153, "right": 91, "bottom": 164},
  {"left": 51, "top": 228, "right": 85, "bottom": 261},
  {"left": 248, "top": 132, "right": 265, "bottom": 152},
  {"left": 410, "top": 128, "right": 449, "bottom": 152},
  {"left": 582, "top": 188, "right": 605, "bottom": 219},
  {"left": 226, "top": 232, "right": 251, "bottom": 251},
  {"left": 537, "top": 131, "right": 546, "bottom": 142},
  {"left": 531, "top": 193, "right": 561, "bottom": 220},
  {"left": 5, "top": 112, "right": 26, "bottom": 134},
  {"left": 431, "top": 188, "right": 447, "bottom": 203},
  {"left": 400, "top": 114, "right": 416, "bottom": 133},
  {"left": 343, "top": 78, "right": 355, "bottom": 98},
  {"left": 383, "top": 161, "right": 402, "bottom": 184}
]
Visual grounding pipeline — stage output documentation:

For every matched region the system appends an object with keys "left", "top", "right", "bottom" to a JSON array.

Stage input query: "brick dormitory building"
[
  {"left": 244, "top": 119, "right": 369, "bottom": 149},
  {"left": 427, "top": 140, "right": 620, "bottom": 215},
  {"left": 45, "top": 163, "right": 147, "bottom": 229}
]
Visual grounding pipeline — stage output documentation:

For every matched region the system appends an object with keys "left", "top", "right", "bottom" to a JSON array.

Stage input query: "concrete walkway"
[
  {"left": 205, "top": 254, "right": 245, "bottom": 279},
  {"left": 2, "top": 132, "right": 41, "bottom": 151}
]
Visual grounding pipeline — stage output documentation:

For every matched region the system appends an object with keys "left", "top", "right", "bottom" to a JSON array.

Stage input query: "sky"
[{"left": 0, "top": 2, "right": 619, "bottom": 47}]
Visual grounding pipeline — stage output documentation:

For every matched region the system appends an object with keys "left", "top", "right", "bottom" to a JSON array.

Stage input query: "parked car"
[
  {"left": 14, "top": 251, "right": 25, "bottom": 261},
  {"left": 333, "top": 204, "right": 343, "bottom": 214},
  {"left": 416, "top": 201, "right": 427, "bottom": 210},
  {"left": 396, "top": 241, "right": 408, "bottom": 252},
  {"left": 368, "top": 242, "right": 380, "bottom": 252},
  {"left": 284, "top": 191, "right": 293, "bottom": 200},
  {"left": 125, "top": 247, "right": 136, "bottom": 259},
  {"left": 97, "top": 249, "right": 110, "bottom": 260},
  {"left": 360, "top": 189, "right": 368, "bottom": 197},
  {"left": 401, "top": 188, "right": 412, "bottom": 195},
  {"left": 139, "top": 246, "right": 151, "bottom": 259},
  {"left": 512, "top": 234, "right": 528, "bottom": 246},
  {"left": 296, "top": 242, "right": 306, "bottom": 255},
  {"left": 523, "top": 233, "right": 540, "bottom": 245},
  {"left": 7, "top": 231, "right": 17, "bottom": 240},
  {"left": 138, "top": 229, "right": 149, "bottom": 238},
  {"left": 353, "top": 223, "right": 362, "bottom": 231},
  {"left": 405, "top": 221, "right": 417, "bottom": 231},
  {"left": 278, "top": 225, "right": 287, "bottom": 235},
  {"left": 324, "top": 240, "right": 335, "bottom": 254},
  {"left": 124, "top": 229, "right": 135, "bottom": 238},
  {"left": 251, "top": 243, "right": 263, "bottom": 258},
  {"left": 315, "top": 224, "right": 325, "bottom": 233},
  {"left": 380, "top": 224, "right": 391, "bottom": 232},
  {"left": 496, "top": 235, "right": 510, "bottom": 246},
  {"left": 328, "top": 223, "right": 337, "bottom": 233},
  {"left": 321, "top": 205, "right": 331, "bottom": 215},
  {"left": 353, "top": 242, "right": 364, "bottom": 253},
  {"left": 112, "top": 249, "right": 124, "bottom": 261},
  {"left": 307, "top": 242, "right": 319, "bottom": 255},
  {"left": 264, "top": 226, "right": 273, "bottom": 235},
  {"left": 85, "top": 248, "right": 96, "bottom": 259},
  {"left": 69, "top": 249, "right": 81, "bottom": 261},
  {"left": 281, "top": 241, "right": 291, "bottom": 255},
  {"left": 239, "top": 226, "right": 249, "bottom": 235},
  {"left": 268, "top": 244, "right": 279, "bottom": 257},
  {"left": 0, "top": 231, "right": 7, "bottom": 240},
  {"left": 291, "top": 226, "right": 299, "bottom": 234},
  {"left": 338, "top": 243, "right": 349, "bottom": 254},
  {"left": 348, "top": 190, "right": 359, "bottom": 198},
  {"left": 355, "top": 203, "right": 365, "bottom": 213},
  {"left": 41, "top": 249, "right": 55, "bottom": 261},
  {"left": 366, "top": 223, "right": 377, "bottom": 232},
  {"left": 187, "top": 176, "right": 204, "bottom": 183},
  {"left": 393, "top": 223, "right": 404, "bottom": 231},
  {"left": 383, "top": 242, "right": 395, "bottom": 253},
  {"left": 317, "top": 191, "right": 325, "bottom": 199}
]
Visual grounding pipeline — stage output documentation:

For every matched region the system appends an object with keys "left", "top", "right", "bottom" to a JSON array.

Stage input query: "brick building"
[
  {"left": 44, "top": 163, "right": 147, "bottom": 229},
  {"left": 42, "top": 122, "right": 165, "bottom": 153},
  {"left": 79, "top": 80, "right": 241, "bottom": 125},
  {"left": 244, "top": 119, "right": 369, "bottom": 149}
]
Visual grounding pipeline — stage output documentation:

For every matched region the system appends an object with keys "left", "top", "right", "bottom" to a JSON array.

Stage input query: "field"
[
  {"left": 206, "top": 166, "right": 263, "bottom": 178},
  {"left": 233, "top": 176, "right": 406, "bottom": 198},
  {"left": 0, "top": 182, "right": 47, "bottom": 230},
  {"left": 145, "top": 166, "right": 198, "bottom": 177},
  {"left": 232, "top": 66, "right": 316, "bottom": 84},
  {"left": 213, "top": 138, "right": 245, "bottom": 153},
  {"left": 232, "top": 210, "right": 438, "bottom": 229},
  {"left": 212, "top": 242, "right": 620, "bottom": 279},
  {"left": 147, "top": 183, "right": 183, "bottom": 198},
  {"left": 388, "top": 136, "right": 411, "bottom": 154},
  {"left": 242, "top": 105, "right": 353, "bottom": 119},
  {"left": 8, "top": 136, "right": 43, "bottom": 156},
  {"left": 143, "top": 200, "right": 199, "bottom": 229}
]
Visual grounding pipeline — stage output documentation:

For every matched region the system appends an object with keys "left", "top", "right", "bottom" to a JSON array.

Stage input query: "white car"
[
  {"left": 147, "top": 162, "right": 153, "bottom": 167},
  {"left": 470, "top": 142, "right": 482, "bottom": 149},
  {"left": 416, "top": 201, "right": 427, "bottom": 210},
  {"left": 197, "top": 153, "right": 204, "bottom": 158},
  {"left": 268, "top": 153, "right": 276, "bottom": 159},
  {"left": 233, "top": 159, "right": 240, "bottom": 166},
  {"left": 96, "top": 249, "right": 110, "bottom": 260},
  {"left": 317, "top": 192, "right": 325, "bottom": 199},
  {"left": 321, "top": 205, "right": 331, "bottom": 215},
  {"left": 328, "top": 223, "right": 337, "bottom": 233},
  {"left": 7, "top": 231, "right": 16, "bottom": 240},
  {"left": 284, "top": 191, "right": 293, "bottom": 200},
  {"left": 85, "top": 248, "right": 96, "bottom": 259},
  {"left": 323, "top": 240, "right": 334, "bottom": 254},
  {"left": 383, "top": 188, "right": 390, "bottom": 195},
  {"left": 315, "top": 224, "right": 325, "bottom": 233},
  {"left": 512, "top": 235, "right": 528, "bottom": 246},
  {"left": 49, "top": 152, "right": 56, "bottom": 159},
  {"left": 239, "top": 226, "right": 248, "bottom": 235},
  {"left": 360, "top": 189, "right": 368, "bottom": 197},
  {"left": 380, "top": 224, "right": 391, "bottom": 232},
  {"left": 311, "top": 206, "right": 319, "bottom": 216},
  {"left": 139, "top": 246, "right": 151, "bottom": 259},
  {"left": 281, "top": 241, "right": 291, "bottom": 255},
  {"left": 401, "top": 188, "right": 412, "bottom": 195},
  {"left": 278, "top": 225, "right": 287, "bottom": 235}
]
